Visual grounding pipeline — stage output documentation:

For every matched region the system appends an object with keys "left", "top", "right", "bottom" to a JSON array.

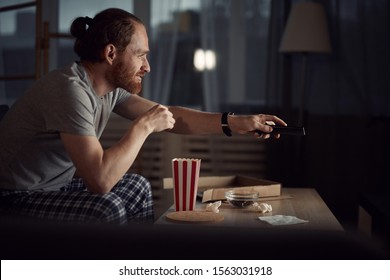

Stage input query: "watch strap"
[{"left": 221, "top": 112, "right": 234, "bottom": 137}]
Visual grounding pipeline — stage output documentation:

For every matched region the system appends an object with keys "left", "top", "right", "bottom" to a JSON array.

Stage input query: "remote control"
[{"left": 255, "top": 125, "right": 305, "bottom": 136}]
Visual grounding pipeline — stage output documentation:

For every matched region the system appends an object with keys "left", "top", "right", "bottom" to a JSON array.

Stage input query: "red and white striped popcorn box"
[{"left": 172, "top": 158, "right": 202, "bottom": 211}]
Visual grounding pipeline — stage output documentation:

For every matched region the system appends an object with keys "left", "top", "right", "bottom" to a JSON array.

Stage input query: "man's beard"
[{"left": 108, "top": 60, "right": 142, "bottom": 94}]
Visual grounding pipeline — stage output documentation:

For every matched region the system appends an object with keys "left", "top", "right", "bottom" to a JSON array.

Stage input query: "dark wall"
[{"left": 265, "top": 114, "right": 390, "bottom": 230}]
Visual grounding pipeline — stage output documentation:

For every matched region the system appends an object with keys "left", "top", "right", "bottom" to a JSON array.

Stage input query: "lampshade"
[{"left": 279, "top": 2, "right": 331, "bottom": 53}]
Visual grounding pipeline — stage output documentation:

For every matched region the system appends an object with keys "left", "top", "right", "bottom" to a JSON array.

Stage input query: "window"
[
  {"left": 0, "top": 0, "right": 36, "bottom": 105},
  {"left": 149, "top": 0, "right": 272, "bottom": 111}
]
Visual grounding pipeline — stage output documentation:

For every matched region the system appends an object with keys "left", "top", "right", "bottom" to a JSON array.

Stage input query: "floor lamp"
[{"left": 279, "top": 2, "right": 332, "bottom": 126}]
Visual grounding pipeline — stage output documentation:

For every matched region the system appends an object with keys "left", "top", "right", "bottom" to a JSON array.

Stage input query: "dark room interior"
[{"left": 1, "top": 0, "right": 389, "bottom": 259}]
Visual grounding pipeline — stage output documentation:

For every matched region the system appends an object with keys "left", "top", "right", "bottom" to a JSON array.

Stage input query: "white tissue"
[
  {"left": 258, "top": 215, "right": 308, "bottom": 225},
  {"left": 249, "top": 202, "right": 273, "bottom": 213},
  {"left": 205, "top": 201, "right": 222, "bottom": 213}
]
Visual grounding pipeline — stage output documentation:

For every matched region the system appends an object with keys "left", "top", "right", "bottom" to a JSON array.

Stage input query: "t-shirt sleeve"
[
  {"left": 112, "top": 88, "right": 131, "bottom": 107},
  {"left": 43, "top": 82, "right": 97, "bottom": 136}
]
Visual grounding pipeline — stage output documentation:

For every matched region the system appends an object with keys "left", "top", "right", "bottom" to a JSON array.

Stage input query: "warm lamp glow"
[{"left": 194, "top": 49, "right": 216, "bottom": 71}]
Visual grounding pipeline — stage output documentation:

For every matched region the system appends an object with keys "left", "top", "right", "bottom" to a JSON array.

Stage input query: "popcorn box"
[
  {"left": 163, "top": 175, "right": 282, "bottom": 203},
  {"left": 172, "top": 158, "right": 201, "bottom": 211}
]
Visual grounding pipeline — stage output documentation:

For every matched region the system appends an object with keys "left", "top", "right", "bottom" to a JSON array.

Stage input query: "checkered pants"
[{"left": 0, "top": 173, "right": 154, "bottom": 224}]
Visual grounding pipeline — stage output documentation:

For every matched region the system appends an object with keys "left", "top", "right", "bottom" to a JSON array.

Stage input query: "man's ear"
[{"left": 104, "top": 44, "right": 117, "bottom": 64}]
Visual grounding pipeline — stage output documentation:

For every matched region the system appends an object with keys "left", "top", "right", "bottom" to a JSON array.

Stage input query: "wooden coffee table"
[{"left": 155, "top": 188, "right": 344, "bottom": 231}]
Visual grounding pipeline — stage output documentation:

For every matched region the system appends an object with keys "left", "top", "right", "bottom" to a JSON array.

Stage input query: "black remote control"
[{"left": 255, "top": 125, "right": 305, "bottom": 136}]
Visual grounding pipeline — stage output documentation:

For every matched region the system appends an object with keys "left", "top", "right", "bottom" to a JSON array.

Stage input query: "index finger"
[{"left": 266, "top": 115, "right": 287, "bottom": 126}]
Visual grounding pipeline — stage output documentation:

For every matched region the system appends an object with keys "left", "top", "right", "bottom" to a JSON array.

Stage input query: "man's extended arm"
[{"left": 114, "top": 95, "right": 287, "bottom": 136}]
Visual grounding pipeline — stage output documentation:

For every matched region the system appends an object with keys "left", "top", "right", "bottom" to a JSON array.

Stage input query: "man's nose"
[{"left": 142, "top": 58, "right": 150, "bottom": 73}]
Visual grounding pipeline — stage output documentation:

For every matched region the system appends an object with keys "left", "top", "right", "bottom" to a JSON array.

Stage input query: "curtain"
[
  {"left": 149, "top": 0, "right": 272, "bottom": 112},
  {"left": 328, "top": 0, "right": 390, "bottom": 117},
  {"left": 149, "top": 0, "right": 181, "bottom": 105},
  {"left": 199, "top": 1, "right": 219, "bottom": 111}
]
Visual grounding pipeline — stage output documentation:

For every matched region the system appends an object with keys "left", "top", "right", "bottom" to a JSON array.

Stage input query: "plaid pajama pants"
[{"left": 0, "top": 173, "right": 154, "bottom": 224}]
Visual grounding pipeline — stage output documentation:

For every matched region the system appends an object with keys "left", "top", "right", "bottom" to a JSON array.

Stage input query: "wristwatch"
[{"left": 221, "top": 112, "right": 234, "bottom": 137}]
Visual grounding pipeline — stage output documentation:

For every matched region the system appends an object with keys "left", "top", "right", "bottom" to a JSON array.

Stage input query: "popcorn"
[
  {"left": 205, "top": 201, "right": 222, "bottom": 213},
  {"left": 249, "top": 202, "right": 272, "bottom": 213}
]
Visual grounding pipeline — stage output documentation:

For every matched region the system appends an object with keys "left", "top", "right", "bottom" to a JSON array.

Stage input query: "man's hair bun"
[{"left": 70, "top": 17, "right": 92, "bottom": 39}]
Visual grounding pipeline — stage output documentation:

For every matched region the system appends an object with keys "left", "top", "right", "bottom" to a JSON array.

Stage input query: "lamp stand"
[
  {"left": 298, "top": 52, "right": 308, "bottom": 126},
  {"left": 292, "top": 52, "right": 308, "bottom": 187}
]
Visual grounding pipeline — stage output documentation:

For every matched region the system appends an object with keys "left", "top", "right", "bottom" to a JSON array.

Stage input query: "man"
[{"left": 0, "top": 8, "right": 286, "bottom": 224}]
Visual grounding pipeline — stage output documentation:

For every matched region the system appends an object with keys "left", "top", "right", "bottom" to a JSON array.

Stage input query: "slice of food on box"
[{"left": 163, "top": 175, "right": 281, "bottom": 203}]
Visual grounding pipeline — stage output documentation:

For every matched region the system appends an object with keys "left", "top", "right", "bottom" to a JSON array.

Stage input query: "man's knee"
[
  {"left": 91, "top": 193, "right": 127, "bottom": 224},
  {"left": 119, "top": 173, "right": 153, "bottom": 199},
  {"left": 123, "top": 173, "right": 151, "bottom": 190},
  {"left": 114, "top": 174, "right": 154, "bottom": 221}
]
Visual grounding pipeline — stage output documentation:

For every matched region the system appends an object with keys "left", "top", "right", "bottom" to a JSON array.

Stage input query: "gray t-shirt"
[{"left": 0, "top": 62, "right": 130, "bottom": 191}]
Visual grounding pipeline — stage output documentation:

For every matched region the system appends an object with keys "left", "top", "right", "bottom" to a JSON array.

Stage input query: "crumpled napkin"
[
  {"left": 205, "top": 200, "right": 222, "bottom": 213},
  {"left": 249, "top": 202, "right": 272, "bottom": 213},
  {"left": 258, "top": 215, "right": 308, "bottom": 225}
]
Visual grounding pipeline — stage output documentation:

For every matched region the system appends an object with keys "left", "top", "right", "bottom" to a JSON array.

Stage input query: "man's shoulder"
[{"left": 37, "top": 63, "right": 94, "bottom": 100}]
